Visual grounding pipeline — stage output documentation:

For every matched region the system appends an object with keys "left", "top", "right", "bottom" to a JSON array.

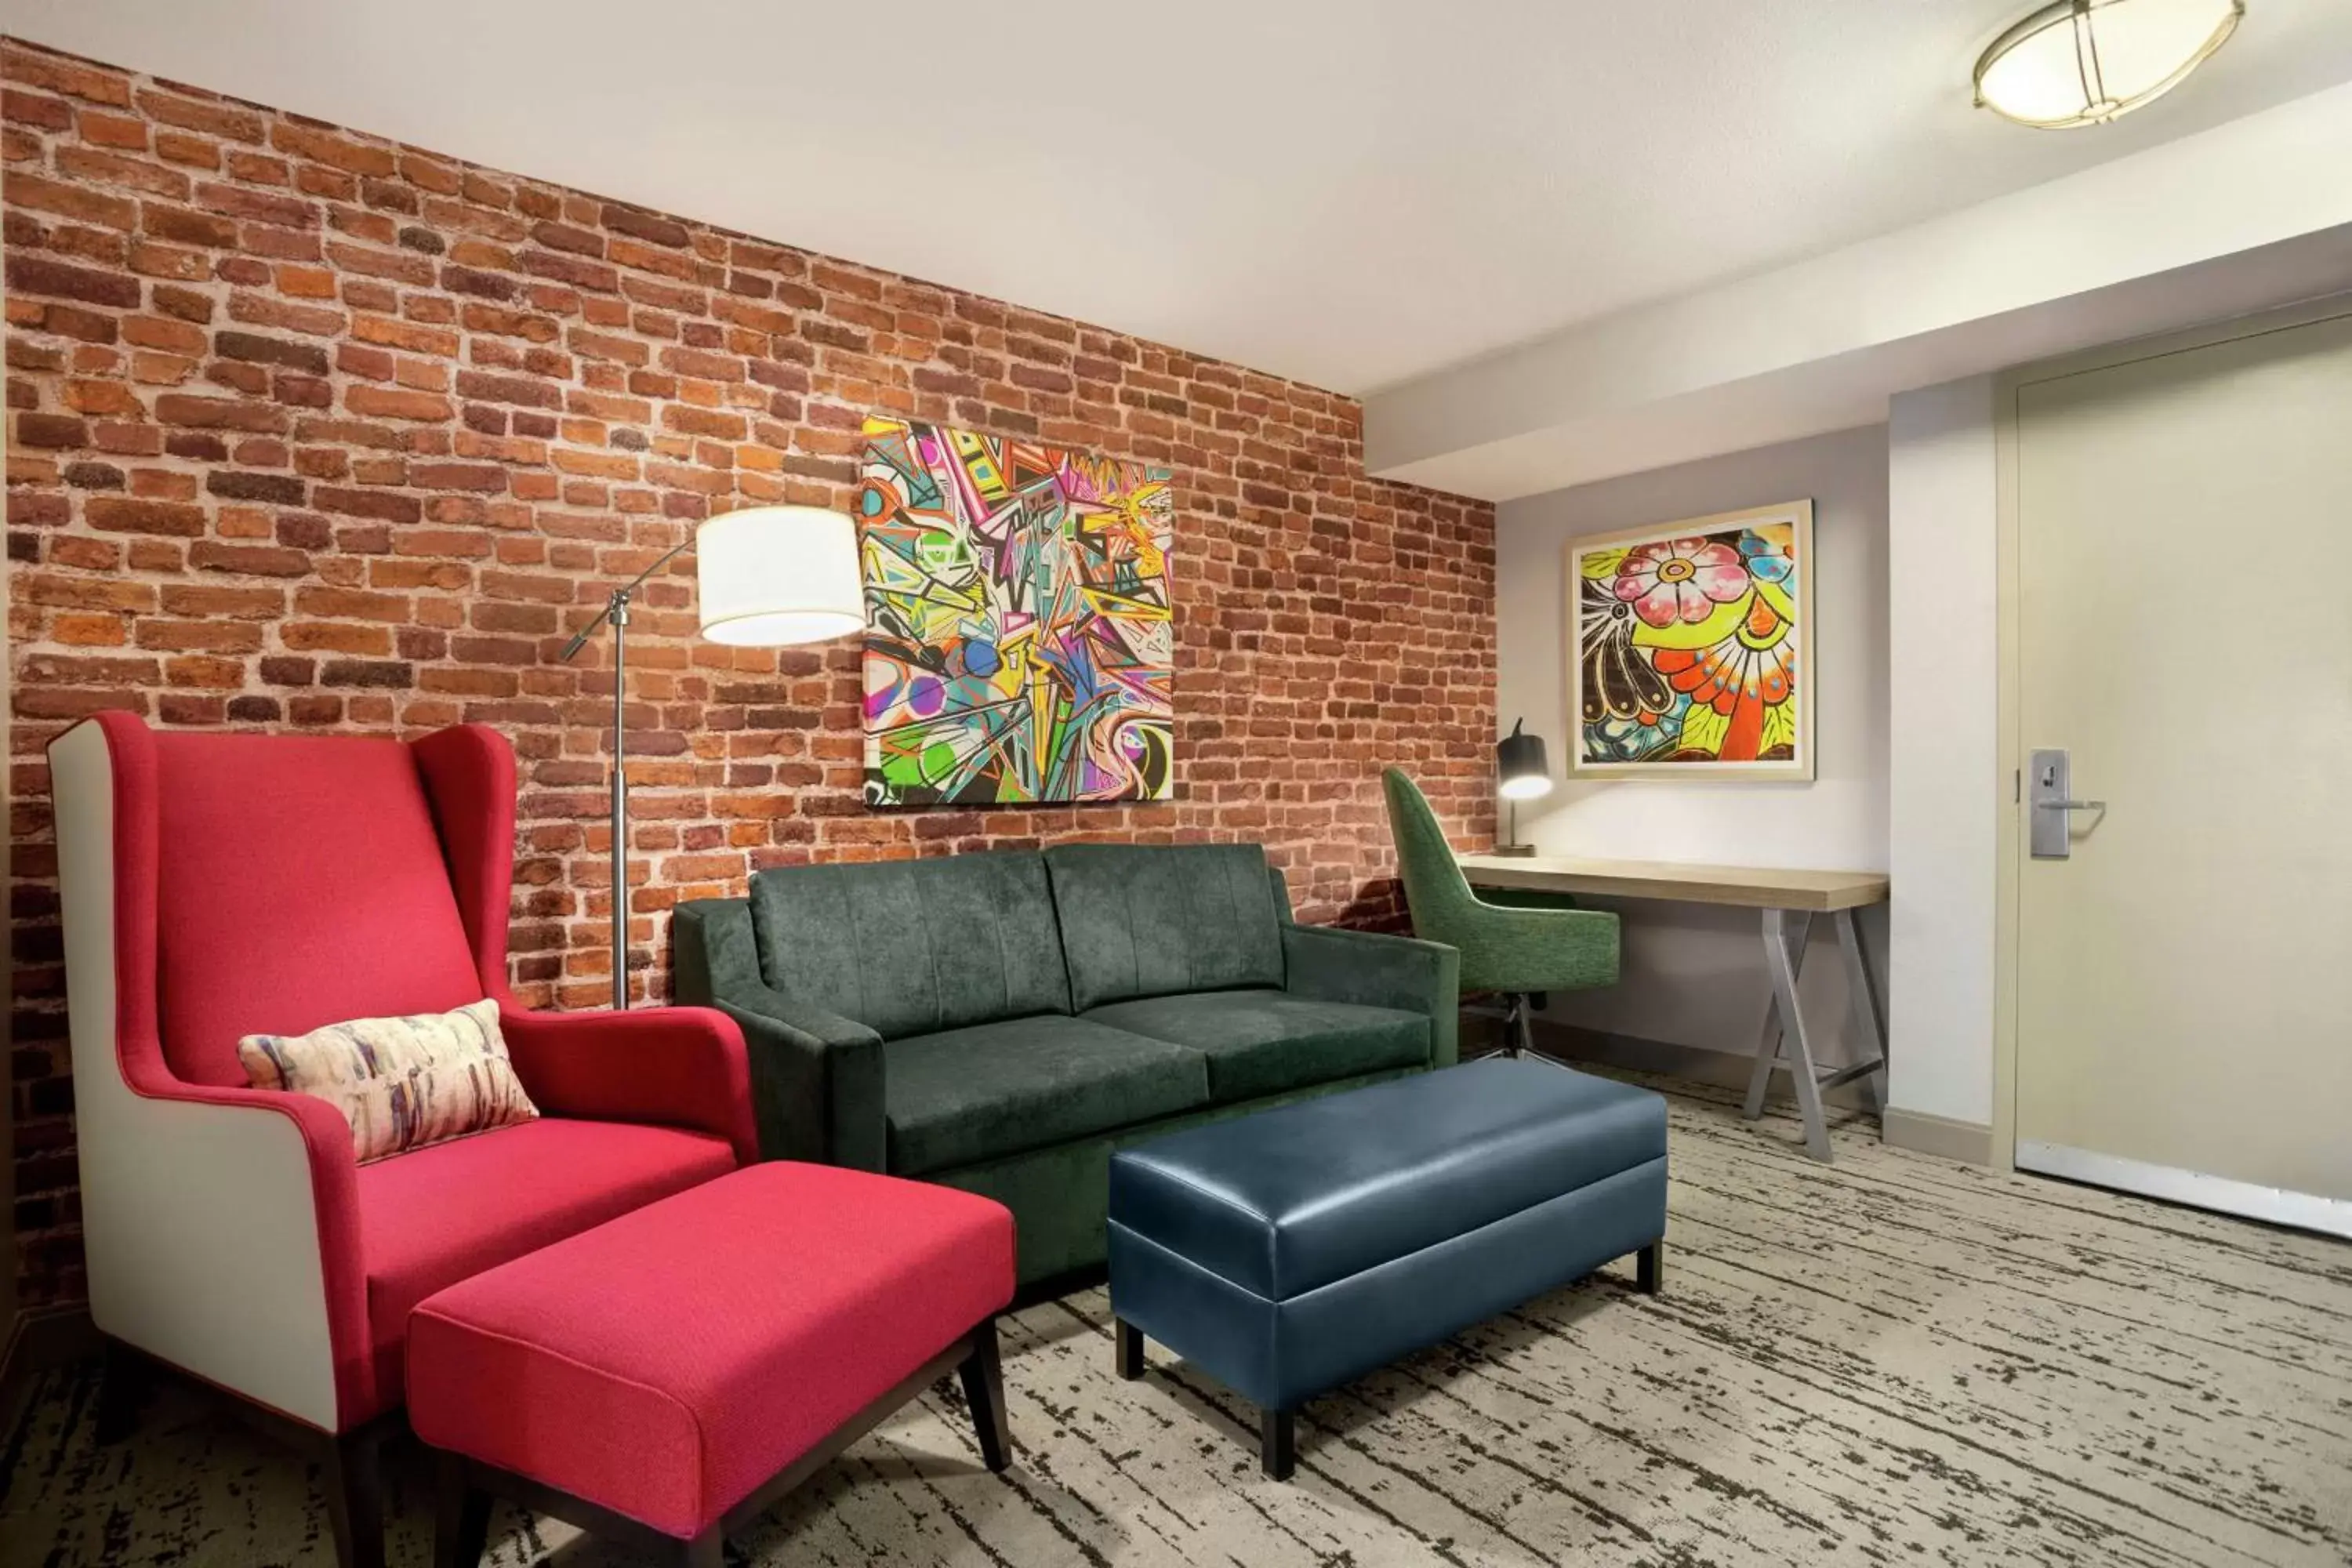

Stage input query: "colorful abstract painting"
[
  {"left": 1567, "top": 500, "right": 1814, "bottom": 780},
  {"left": 856, "top": 417, "right": 1174, "bottom": 805}
]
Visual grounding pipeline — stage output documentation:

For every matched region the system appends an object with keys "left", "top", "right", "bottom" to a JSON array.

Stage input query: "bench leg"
[
  {"left": 1636, "top": 1240, "right": 1664, "bottom": 1297},
  {"left": 1261, "top": 1407, "right": 1295, "bottom": 1481},
  {"left": 1115, "top": 1318, "right": 1145, "bottom": 1381},
  {"left": 958, "top": 1320, "right": 1012, "bottom": 1472},
  {"left": 433, "top": 1452, "right": 492, "bottom": 1568},
  {"left": 680, "top": 1530, "right": 724, "bottom": 1567}
]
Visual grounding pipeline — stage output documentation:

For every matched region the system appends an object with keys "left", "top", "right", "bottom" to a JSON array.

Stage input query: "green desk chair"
[{"left": 1382, "top": 767, "right": 1621, "bottom": 1058}]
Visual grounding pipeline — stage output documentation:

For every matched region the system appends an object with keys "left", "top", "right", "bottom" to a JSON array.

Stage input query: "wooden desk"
[{"left": 1457, "top": 854, "right": 1889, "bottom": 1163}]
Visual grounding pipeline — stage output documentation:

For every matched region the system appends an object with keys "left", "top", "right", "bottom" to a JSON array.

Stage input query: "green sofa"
[{"left": 673, "top": 843, "right": 1460, "bottom": 1283}]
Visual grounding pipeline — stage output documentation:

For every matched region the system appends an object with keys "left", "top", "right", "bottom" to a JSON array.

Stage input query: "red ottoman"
[{"left": 407, "top": 1162, "right": 1016, "bottom": 1567}]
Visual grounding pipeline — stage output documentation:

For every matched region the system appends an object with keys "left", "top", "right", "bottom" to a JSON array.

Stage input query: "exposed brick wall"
[{"left": 0, "top": 39, "right": 1497, "bottom": 1305}]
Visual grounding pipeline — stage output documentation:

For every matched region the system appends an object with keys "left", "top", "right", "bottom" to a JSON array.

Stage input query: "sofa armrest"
[
  {"left": 715, "top": 998, "right": 887, "bottom": 1171},
  {"left": 1283, "top": 924, "right": 1463, "bottom": 1068},
  {"left": 498, "top": 1004, "right": 758, "bottom": 1164},
  {"left": 673, "top": 893, "right": 887, "bottom": 1169}
]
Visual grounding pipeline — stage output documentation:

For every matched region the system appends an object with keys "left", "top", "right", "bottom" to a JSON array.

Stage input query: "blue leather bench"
[{"left": 1106, "top": 1058, "right": 1668, "bottom": 1477}]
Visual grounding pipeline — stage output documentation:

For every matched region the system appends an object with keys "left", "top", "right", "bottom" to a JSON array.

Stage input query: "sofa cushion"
[
  {"left": 357, "top": 1117, "right": 736, "bottom": 1404},
  {"left": 884, "top": 1015, "right": 1210, "bottom": 1176},
  {"left": 1084, "top": 989, "right": 1432, "bottom": 1102},
  {"left": 1044, "top": 844, "right": 1286, "bottom": 1011},
  {"left": 748, "top": 851, "right": 1069, "bottom": 1040}
]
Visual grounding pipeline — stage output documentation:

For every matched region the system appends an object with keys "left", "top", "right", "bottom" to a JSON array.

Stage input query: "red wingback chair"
[{"left": 49, "top": 711, "right": 757, "bottom": 1568}]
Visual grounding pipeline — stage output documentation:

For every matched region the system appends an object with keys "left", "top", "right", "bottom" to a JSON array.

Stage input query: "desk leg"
[
  {"left": 1742, "top": 910, "right": 1813, "bottom": 1121},
  {"left": 1760, "top": 908, "right": 1835, "bottom": 1163},
  {"left": 1834, "top": 908, "right": 1889, "bottom": 1112}
]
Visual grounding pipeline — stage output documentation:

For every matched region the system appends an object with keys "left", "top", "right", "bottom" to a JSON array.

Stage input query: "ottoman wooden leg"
[
  {"left": 681, "top": 1530, "right": 724, "bottom": 1567},
  {"left": 433, "top": 1452, "right": 491, "bottom": 1568},
  {"left": 1637, "top": 1240, "right": 1664, "bottom": 1296},
  {"left": 1115, "top": 1318, "right": 1145, "bottom": 1381},
  {"left": 958, "top": 1320, "right": 1012, "bottom": 1472},
  {"left": 1261, "top": 1407, "right": 1295, "bottom": 1481}
]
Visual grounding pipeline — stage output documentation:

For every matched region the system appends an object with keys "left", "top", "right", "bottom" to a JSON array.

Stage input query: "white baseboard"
[
  {"left": 2016, "top": 1142, "right": 2352, "bottom": 1240},
  {"left": 1882, "top": 1108, "right": 1994, "bottom": 1167},
  {"left": 1516, "top": 1020, "right": 1880, "bottom": 1110}
]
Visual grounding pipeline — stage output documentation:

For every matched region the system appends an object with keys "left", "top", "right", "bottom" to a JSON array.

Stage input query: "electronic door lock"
[{"left": 2027, "top": 749, "right": 2104, "bottom": 858}]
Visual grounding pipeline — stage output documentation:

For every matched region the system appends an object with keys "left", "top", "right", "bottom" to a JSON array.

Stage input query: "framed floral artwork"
[{"left": 1566, "top": 499, "right": 1814, "bottom": 780}]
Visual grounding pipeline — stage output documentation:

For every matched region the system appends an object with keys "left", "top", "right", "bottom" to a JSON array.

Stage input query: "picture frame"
[
  {"left": 855, "top": 416, "right": 1176, "bottom": 807},
  {"left": 1565, "top": 499, "right": 1815, "bottom": 781}
]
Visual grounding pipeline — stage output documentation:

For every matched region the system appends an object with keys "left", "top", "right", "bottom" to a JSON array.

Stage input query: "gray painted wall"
[{"left": 1494, "top": 424, "right": 1890, "bottom": 1069}]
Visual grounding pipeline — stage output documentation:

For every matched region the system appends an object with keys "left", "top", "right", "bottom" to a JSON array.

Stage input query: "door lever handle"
[{"left": 2033, "top": 798, "right": 2106, "bottom": 811}]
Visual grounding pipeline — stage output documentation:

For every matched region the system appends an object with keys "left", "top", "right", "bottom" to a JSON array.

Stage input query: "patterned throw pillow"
[{"left": 238, "top": 997, "right": 539, "bottom": 1163}]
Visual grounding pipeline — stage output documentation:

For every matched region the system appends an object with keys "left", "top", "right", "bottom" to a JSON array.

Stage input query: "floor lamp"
[{"left": 558, "top": 504, "right": 863, "bottom": 1008}]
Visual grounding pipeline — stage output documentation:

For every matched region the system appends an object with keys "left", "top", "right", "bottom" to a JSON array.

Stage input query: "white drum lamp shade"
[
  {"left": 696, "top": 505, "right": 865, "bottom": 648},
  {"left": 1975, "top": 0, "right": 2242, "bottom": 129}
]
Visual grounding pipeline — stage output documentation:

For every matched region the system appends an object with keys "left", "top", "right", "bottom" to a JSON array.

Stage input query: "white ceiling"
[{"left": 10, "top": 0, "right": 2352, "bottom": 396}]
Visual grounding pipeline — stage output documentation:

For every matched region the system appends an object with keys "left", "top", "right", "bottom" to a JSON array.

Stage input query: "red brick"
[
  {"left": 79, "top": 109, "right": 150, "bottom": 149},
  {"left": 187, "top": 539, "right": 311, "bottom": 575},
  {"left": 601, "top": 203, "right": 691, "bottom": 249},
  {"left": 61, "top": 380, "right": 144, "bottom": 416},
  {"left": 216, "top": 329, "right": 330, "bottom": 374},
  {"left": 292, "top": 584, "right": 409, "bottom": 620},
  {"left": 344, "top": 384, "right": 452, "bottom": 422},
  {"left": 204, "top": 469, "right": 305, "bottom": 505},
  {"left": 136, "top": 89, "right": 265, "bottom": 143},
  {"left": 141, "top": 201, "right": 238, "bottom": 248},
  {"left": 154, "top": 393, "right": 289, "bottom": 432},
  {"left": 227, "top": 292, "right": 343, "bottom": 336},
  {"left": 123, "top": 314, "right": 206, "bottom": 354},
  {"left": 86, "top": 496, "right": 207, "bottom": 536},
  {"left": 193, "top": 180, "right": 317, "bottom": 230},
  {"left": 5, "top": 253, "right": 140, "bottom": 308},
  {"left": 408, "top": 463, "right": 506, "bottom": 492},
  {"left": 3, "top": 45, "right": 133, "bottom": 106},
  {"left": 268, "top": 121, "right": 397, "bottom": 177},
  {"left": 2, "top": 87, "right": 74, "bottom": 130},
  {"left": 4, "top": 42, "right": 1497, "bottom": 1315},
  {"left": 55, "top": 144, "right": 187, "bottom": 199},
  {"left": 351, "top": 314, "right": 457, "bottom": 356},
  {"left": 158, "top": 583, "right": 285, "bottom": 619},
  {"left": 14, "top": 412, "right": 89, "bottom": 448},
  {"left": 313, "top": 486, "right": 422, "bottom": 524},
  {"left": 6, "top": 172, "right": 137, "bottom": 229},
  {"left": 151, "top": 284, "right": 213, "bottom": 322},
  {"left": 456, "top": 368, "right": 561, "bottom": 409}
]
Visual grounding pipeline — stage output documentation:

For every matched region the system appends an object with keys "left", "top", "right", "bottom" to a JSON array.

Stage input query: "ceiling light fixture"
[{"left": 1975, "top": 0, "right": 2244, "bottom": 129}]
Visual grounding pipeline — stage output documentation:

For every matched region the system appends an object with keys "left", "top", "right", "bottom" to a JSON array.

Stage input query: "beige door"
[{"left": 2013, "top": 305, "right": 2352, "bottom": 1236}]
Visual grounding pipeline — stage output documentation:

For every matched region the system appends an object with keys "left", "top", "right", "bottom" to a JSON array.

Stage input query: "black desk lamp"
[{"left": 1495, "top": 717, "right": 1552, "bottom": 857}]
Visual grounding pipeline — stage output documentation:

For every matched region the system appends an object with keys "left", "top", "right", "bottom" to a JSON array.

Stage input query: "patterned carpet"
[{"left": 5, "top": 1076, "right": 2350, "bottom": 1567}]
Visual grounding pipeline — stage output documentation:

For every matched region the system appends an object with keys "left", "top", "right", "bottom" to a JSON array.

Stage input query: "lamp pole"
[{"left": 560, "top": 536, "right": 694, "bottom": 1010}]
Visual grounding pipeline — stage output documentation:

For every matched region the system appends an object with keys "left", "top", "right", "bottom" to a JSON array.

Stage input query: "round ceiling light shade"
[
  {"left": 1975, "top": 0, "right": 2243, "bottom": 129},
  {"left": 695, "top": 505, "right": 865, "bottom": 647}
]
